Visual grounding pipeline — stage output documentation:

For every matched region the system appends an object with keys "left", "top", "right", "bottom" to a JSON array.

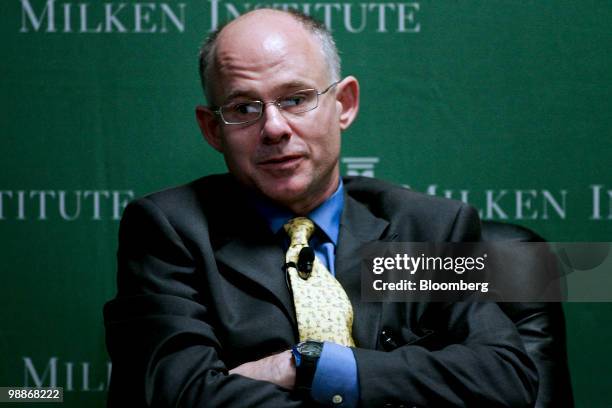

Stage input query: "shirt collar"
[{"left": 251, "top": 179, "right": 344, "bottom": 245}]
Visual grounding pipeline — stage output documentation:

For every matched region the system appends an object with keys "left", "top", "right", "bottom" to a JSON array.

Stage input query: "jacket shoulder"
[
  {"left": 343, "top": 176, "right": 464, "bottom": 214},
  {"left": 343, "top": 176, "right": 481, "bottom": 241},
  {"left": 120, "top": 174, "right": 235, "bottom": 234}
]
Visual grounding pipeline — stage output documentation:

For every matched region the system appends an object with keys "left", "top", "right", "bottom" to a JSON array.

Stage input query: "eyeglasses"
[{"left": 213, "top": 81, "right": 339, "bottom": 125}]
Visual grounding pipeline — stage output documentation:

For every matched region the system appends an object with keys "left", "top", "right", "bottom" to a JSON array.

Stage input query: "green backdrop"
[{"left": 1, "top": 0, "right": 610, "bottom": 406}]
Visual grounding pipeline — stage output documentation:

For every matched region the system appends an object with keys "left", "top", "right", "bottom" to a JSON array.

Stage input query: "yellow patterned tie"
[{"left": 284, "top": 217, "right": 355, "bottom": 347}]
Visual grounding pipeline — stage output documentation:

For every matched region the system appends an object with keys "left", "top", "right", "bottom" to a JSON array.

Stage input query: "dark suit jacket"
[{"left": 104, "top": 174, "right": 538, "bottom": 407}]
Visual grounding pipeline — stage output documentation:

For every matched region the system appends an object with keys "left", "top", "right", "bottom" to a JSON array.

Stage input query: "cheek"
[
  {"left": 313, "top": 122, "right": 341, "bottom": 158},
  {"left": 307, "top": 135, "right": 340, "bottom": 172},
  {"left": 222, "top": 135, "right": 255, "bottom": 168},
  {"left": 301, "top": 114, "right": 338, "bottom": 150}
]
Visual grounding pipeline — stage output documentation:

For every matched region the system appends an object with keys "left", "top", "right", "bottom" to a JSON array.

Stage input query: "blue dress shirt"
[{"left": 251, "top": 179, "right": 359, "bottom": 407}]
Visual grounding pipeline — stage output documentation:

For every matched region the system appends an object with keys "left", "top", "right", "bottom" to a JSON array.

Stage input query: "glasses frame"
[{"left": 212, "top": 81, "right": 340, "bottom": 126}]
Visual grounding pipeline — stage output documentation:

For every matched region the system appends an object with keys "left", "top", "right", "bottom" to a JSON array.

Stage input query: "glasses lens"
[
  {"left": 222, "top": 101, "right": 262, "bottom": 124},
  {"left": 278, "top": 89, "right": 318, "bottom": 114}
]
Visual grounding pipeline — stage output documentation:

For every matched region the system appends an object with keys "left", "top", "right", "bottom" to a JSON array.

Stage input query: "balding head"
[{"left": 199, "top": 9, "right": 341, "bottom": 105}]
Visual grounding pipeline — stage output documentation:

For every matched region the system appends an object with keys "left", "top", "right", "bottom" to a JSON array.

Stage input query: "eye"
[
  {"left": 279, "top": 93, "right": 308, "bottom": 108},
  {"left": 230, "top": 102, "right": 260, "bottom": 115}
]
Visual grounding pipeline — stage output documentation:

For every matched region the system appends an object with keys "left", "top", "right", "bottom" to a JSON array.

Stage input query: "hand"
[{"left": 229, "top": 350, "right": 296, "bottom": 390}]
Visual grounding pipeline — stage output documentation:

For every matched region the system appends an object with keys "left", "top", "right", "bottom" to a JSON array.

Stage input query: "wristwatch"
[{"left": 292, "top": 340, "right": 323, "bottom": 394}]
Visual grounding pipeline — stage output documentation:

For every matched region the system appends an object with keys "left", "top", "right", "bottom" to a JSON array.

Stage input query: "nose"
[{"left": 260, "top": 103, "right": 291, "bottom": 144}]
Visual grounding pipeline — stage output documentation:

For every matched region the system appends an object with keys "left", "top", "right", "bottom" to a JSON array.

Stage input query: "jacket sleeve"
[
  {"left": 103, "top": 198, "right": 306, "bottom": 408},
  {"left": 351, "top": 203, "right": 539, "bottom": 407},
  {"left": 352, "top": 301, "right": 538, "bottom": 407}
]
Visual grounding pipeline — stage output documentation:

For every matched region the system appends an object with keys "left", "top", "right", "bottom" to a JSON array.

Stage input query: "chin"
[{"left": 259, "top": 179, "right": 309, "bottom": 206}]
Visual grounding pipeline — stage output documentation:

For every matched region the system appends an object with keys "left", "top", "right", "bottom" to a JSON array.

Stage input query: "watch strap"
[{"left": 293, "top": 341, "right": 323, "bottom": 393}]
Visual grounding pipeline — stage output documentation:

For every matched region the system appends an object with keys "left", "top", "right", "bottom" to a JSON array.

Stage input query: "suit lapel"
[
  {"left": 208, "top": 180, "right": 297, "bottom": 331},
  {"left": 335, "top": 194, "right": 391, "bottom": 349},
  {"left": 215, "top": 234, "right": 296, "bottom": 328}
]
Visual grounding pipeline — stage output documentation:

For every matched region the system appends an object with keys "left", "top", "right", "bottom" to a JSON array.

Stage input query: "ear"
[
  {"left": 195, "top": 105, "right": 224, "bottom": 152},
  {"left": 335, "top": 76, "right": 360, "bottom": 130}
]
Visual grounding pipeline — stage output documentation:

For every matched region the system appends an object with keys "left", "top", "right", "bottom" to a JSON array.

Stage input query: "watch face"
[{"left": 298, "top": 341, "right": 323, "bottom": 357}]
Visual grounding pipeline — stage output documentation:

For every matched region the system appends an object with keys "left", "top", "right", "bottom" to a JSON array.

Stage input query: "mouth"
[{"left": 257, "top": 154, "right": 304, "bottom": 170}]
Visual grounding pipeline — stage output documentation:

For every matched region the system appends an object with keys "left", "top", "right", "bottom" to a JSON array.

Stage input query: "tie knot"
[{"left": 283, "top": 217, "right": 315, "bottom": 246}]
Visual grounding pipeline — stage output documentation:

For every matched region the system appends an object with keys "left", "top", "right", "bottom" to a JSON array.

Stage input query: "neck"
[{"left": 287, "top": 177, "right": 340, "bottom": 215}]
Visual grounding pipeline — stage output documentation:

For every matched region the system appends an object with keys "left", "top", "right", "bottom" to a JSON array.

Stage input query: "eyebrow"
[{"left": 222, "top": 80, "right": 317, "bottom": 104}]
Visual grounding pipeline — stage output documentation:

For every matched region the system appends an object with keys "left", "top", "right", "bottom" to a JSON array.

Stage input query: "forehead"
[{"left": 211, "top": 11, "right": 329, "bottom": 101}]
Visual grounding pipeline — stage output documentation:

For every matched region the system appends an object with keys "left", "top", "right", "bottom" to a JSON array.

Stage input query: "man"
[{"left": 104, "top": 9, "right": 537, "bottom": 407}]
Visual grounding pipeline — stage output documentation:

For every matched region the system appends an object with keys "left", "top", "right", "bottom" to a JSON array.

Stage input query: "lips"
[{"left": 257, "top": 154, "right": 304, "bottom": 170}]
